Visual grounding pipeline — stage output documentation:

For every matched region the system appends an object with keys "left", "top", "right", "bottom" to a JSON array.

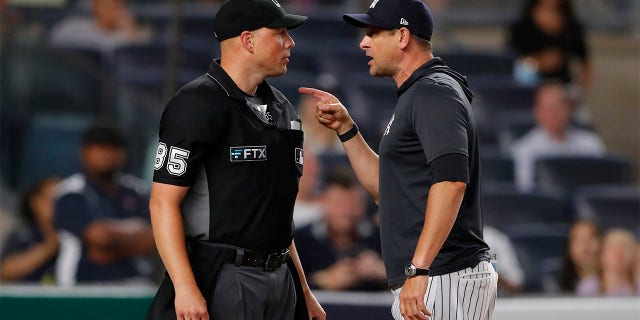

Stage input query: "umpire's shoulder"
[{"left": 165, "top": 74, "right": 231, "bottom": 115}]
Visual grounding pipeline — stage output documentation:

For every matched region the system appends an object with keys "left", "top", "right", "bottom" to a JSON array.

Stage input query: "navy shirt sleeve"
[
  {"left": 54, "top": 193, "right": 93, "bottom": 238},
  {"left": 153, "top": 91, "right": 226, "bottom": 186},
  {"left": 410, "top": 82, "right": 469, "bottom": 163}
]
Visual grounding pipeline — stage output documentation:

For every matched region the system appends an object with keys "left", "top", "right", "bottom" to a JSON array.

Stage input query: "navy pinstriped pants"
[{"left": 391, "top": 261, "right": 498, "bottom": 320}]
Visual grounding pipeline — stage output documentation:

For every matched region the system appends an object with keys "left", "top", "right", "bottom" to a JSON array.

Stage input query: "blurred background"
[{"left": 0, "top": 0, "right": 638, "bottom": 319}]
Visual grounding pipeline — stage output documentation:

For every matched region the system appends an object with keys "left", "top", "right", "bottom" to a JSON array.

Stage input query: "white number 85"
[{"left": 154, "top": 142, "right": 190, "bottom": 176}]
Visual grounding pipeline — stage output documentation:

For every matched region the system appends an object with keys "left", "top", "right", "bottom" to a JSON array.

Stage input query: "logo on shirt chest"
[
  {"left": 230, "top": 146, "right": 268, "bottom": 162},
  {"left": 383, "top": 114, "right": 395, "bottom": 136}
]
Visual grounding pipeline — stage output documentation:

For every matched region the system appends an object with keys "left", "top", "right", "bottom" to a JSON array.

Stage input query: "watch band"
[{"left": 337, "top": 123, "right": 358, "bottom": 142}]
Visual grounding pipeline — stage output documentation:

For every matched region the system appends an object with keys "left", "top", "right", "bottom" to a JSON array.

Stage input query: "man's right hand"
[
  {"left": 175, "top": 285, "right": 209, "bottom": 320},
  {"left": 298, "top": 87, "right": 354, "bottom": 135}
]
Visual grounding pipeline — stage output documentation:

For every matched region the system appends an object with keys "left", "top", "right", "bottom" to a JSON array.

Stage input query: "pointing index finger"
[{"left": 299, "top": 87, "right": 333, "bottom": 103}]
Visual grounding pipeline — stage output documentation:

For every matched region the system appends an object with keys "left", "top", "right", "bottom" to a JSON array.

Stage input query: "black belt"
[
  {"left": 189, "top": 241, "right": 290, "bottom": 272},
  {"left": 223, "top": 248, "right": 291, "bottom": 271}
]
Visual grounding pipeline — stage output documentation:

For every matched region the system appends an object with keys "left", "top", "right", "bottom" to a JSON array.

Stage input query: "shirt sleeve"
[
  {"left": 153, "top": 91, "right": 226, "bottom": 186},
  {"left": 410, "top": 82, "right": 469, "bottom": 164},
  {"left": 54, "top": 193, "right": 93, "bottom": 238}
]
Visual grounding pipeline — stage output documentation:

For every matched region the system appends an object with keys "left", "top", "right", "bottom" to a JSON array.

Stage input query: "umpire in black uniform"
[{"left": 146, "top": 0, "right": 325, "bottom": 319}]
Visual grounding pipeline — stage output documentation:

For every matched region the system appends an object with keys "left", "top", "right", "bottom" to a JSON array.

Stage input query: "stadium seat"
[
  {"left": 439, "top": 51, "right": 515, "bottom": 76},
  {"left": 289, "top": 13, "right": 360, "bottom": 43},
  {"left": 473, "top": 80, "right": 537, "bottom": 117},
  {"left": 17, "top": 113, "right": 93, "bottom": 190},
  {"left": 534, "top": 155, "right": 634, "bottom": 195},
  {"left": 480, "top": 154, "right": 515, "bottom": 184},
  {"left": 3, "top": 45, "right": 106, "bottom": 114},
  {"left": 575, "top": 185, "right": 640, "bottom": 234},
  {"left": 482, "top": 187, "right": 569, "bottom": 231},
  {"left": 504, "top": 224, "right": 568, "bottom": 293}
]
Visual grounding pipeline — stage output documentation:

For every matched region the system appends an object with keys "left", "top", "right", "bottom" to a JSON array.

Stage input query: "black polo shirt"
[
  {"left": 378, "top": 58, "right": 489, "bottom": 287},
  {"left": 153, "top": 61, "right": 304, "bottom": 253}
]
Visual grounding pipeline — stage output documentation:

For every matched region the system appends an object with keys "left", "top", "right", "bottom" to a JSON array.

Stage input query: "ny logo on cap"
[
  {"left": 272, "top": 0, "right": 281, "bottom": 7},
  {"left": 370, "top": 0, "right": 380, "bottom": 8},
  {"left": 400, "top": 18, "right": 409, "bottom": 25}
]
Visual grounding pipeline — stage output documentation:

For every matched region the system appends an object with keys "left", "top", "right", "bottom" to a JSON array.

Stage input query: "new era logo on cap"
[{"left": 344, "top": 0, "right": 434, "bottom": 41}]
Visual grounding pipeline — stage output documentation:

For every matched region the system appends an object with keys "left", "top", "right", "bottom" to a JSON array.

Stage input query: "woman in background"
[
  {"left": 600, "top": 228, "right": 637, "bottom": 296},
  {"left": 559, "top": 220, "right": 601, "bottom": 296},
  {"left": 509, "top": 0, "right": 591, "bottom": 92},
  {"left": 0, "top": 178, "right": 60, "bottom": 283}
]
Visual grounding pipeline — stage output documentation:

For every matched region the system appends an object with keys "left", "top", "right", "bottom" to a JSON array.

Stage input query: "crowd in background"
[{"left": 0, "top": 0, "right": 638, "bottom": 298}]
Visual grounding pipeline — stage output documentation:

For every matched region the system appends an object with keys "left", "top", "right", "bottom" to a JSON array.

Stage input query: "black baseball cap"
[
  {"left": 214, "top": 0, "right": 308, "bottom": 42},
  {"left": 82, "top": 121, "right": 126, "bottom": 148},
  {"left": 343, "top": 0, "right": 434, "bottom": 41}
]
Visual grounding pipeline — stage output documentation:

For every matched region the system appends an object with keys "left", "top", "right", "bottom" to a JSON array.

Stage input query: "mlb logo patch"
[
  {"left": 230, "top": 146, "right": 267, "bottom": 162},
  {"left": 295, "top": 148, "right": 303, "bottom": 165}
]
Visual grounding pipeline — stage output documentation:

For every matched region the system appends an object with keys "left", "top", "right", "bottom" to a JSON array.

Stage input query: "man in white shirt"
[
  {"left": 50, "top": 0, "right": 149, "bottom": 53},
  {"left": 484, "top": 226, "right": 525, "bottom": 294},
  {"left": 511, "top": 82, "right": 605, "bottom": 191}
]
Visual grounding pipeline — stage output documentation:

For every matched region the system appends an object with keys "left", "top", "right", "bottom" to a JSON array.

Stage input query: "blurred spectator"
[
  {"left": 510, "top": 82, "right": 605, "bottom": 191},
  {"left": 600, "top": 228, "right": 637, "bottom": 296},
  {"left": 559, "top": 220, "right": 601, "bottom": 296},
  {"left": 53, "top": 121, "right": 155, "bottom": 286},
  {"left": 298, "top": 94, "right": 344, "bottom": 155},
  {"left": 295, "top": 166, "right": 386, "bottom": 291},
  {"left": 635, "top": 243, "right": 640, "bottom": 291},
  {"left": 0, "top": 178, "right": 60, "bottom": 283},
  {"left": 508, "top": 0, "right": 591, "bottom": 92},
  {"left": 293, "top": 147, "right": 323, "bottom": 227},
  {"left": 49, "top": 0, "right": 150, "bottom": 53},
  {"left": 484, "top": 226, "right": 525, "bottom": 295}
]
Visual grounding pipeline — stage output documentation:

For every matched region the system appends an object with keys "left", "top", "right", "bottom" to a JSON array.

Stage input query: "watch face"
[{"left": 404, "top": 263, "right": 415, "bottom": 276}]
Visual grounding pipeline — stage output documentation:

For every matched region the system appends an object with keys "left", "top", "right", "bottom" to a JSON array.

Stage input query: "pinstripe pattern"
[{"left": 391, "top": 261, "right": 498, "bottom": 320}]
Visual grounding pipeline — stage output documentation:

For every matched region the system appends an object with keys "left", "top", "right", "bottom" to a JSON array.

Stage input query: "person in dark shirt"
[
  {"left": 0, "top": 178, "right": 60, "bottom": 283},
  {"left": 300, "top": 0, "right": 497, "bottom": 319},
  {"left": 509, "top": 0, "right": 591, "bottom": 90},
  {"left": 53, "top": 121, "right": 155, "bottom": 286},
  {"left": 295, "top": 166, "right": 386, "bottom": 291},
  {"left": 146, "top": 1, "right": 325, "bottom": 319}
]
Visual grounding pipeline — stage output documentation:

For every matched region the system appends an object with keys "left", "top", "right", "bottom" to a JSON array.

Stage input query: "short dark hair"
[
  {"left": 412, "top": 34, "right": 432, "bottom": 51},
  {"left": 323, "top": 165, "right": 358, "bottom": 190},
  {"left": 82, "top": 120, "right": 126, "bottom": 148}
]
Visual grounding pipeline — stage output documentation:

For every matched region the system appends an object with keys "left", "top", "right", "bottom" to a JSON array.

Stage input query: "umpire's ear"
[{"left": 240, "top": 30, "right": 255, "bottom": 54}]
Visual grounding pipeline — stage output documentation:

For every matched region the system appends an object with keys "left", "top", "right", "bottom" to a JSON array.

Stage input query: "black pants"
[{"left": 210, "top": 263, "right": 296, "bottom": 320}]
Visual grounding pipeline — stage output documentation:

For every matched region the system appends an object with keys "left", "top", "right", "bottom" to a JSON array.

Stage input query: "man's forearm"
[
  {"left": 411, "top": 181, "right": 466, "bottom": 268},
  {"left": 341, "top": 123, "right": 380, "bottom": 202},
  {"left": 150, "top": 200, "right": 197, "bottom": 292},
  {"left": 288, "top": 240, "right": 313, "bottom": 294}
]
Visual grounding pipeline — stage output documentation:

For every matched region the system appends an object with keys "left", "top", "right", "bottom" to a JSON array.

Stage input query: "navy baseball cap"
[
  {"left": 214, "top": 0, "right": 308, "bottom": 42},
  {"left": 343, "top": 0, "right": 434, "bottom": 41}
]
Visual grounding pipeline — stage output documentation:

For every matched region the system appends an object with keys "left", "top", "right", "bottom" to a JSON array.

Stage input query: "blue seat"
[
  {"left": 3, "top": 45, "right": 105, "bottom": 114},
  {"left": 482, "top": 187, "right": 569, "bottom": 231},
  {"left": 439, "top": 51, "right": 514, "bottom": 76},
  {"left": 17, "top": 113, "right": 93, "bottom": 190},
  {"left": 504, "top": 224, "right": 568, "bottom": 293},
  {"left": 289, "top": 13, "right": 360, "bottom": 42},
  {"left": 480, "top": 154, "right": 515, "bottom": 183},
  {"left": 534, "top": 155, "right": 634, "bottom": 195},
  {"left": 473, "top": 80, "right": 537, "bottom": 117},
  {"left": 575, "top": 185, "right": 640, "bottom": 234}
]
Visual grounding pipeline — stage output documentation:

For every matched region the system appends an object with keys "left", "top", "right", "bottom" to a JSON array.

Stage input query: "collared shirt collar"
[{"left": 206, "top": 59, "right": 275, "bottom": 102}]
